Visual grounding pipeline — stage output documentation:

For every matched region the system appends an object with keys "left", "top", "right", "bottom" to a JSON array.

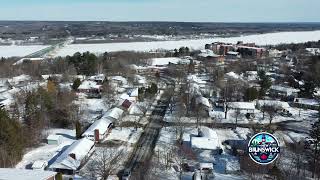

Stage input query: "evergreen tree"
[
  {"left": 258, "top": 70, "right": 272, "bottom": 98},
  {"left": 0, "top": 107, "right": 24, "bottom": 167},
  {"left": 310, "top": 116, "right": 320, "bottom": 178},
  {"left": 245, "top": 87, "right": 259, "bottom": 101},
  {"left": 72, "top": 78, "right": 82, "bottom": 91}
]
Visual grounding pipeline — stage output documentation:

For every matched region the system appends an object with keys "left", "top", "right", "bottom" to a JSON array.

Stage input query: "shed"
[
  {"left": 32, "top": 160, "right": 48, "bottom": 170},
  {"left": 47, "top": 135, "right": 62, "bottom": 145}
]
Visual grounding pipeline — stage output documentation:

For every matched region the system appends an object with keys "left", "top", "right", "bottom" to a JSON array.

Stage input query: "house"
[
  {"left": 129, "top": 88, "right": 139, "bottom": 101},
  {"left": 49, "top": 138, "right": 95, "bottom": 175},
  {"left": 88, "top": 74, "right": 106, "bottom": 84},
  {"left": 191, "top": 127, "right": 222, "bottom": 154},
  {"left": 78, "top": 80, "right": 102, "bottom": 97},
  {"left": 8, "top": 74, "right": 32, "bottom": 88},
  {"left": 0, "top": 168, "right": 56, "bottom": 180},
  {"left": 82, "top": 117, "right": 113, "bottom": 142},
  {"left": 32, "top": 160, "right": 48, "bottom": 170},
  {"left": 256, "top": 100, "right": 290, "bottom": 111},
  {"left": 227, "top": 102, "right": 255, "bottom": 113},
  {"left": 196, "top": 96, "right": 211, "bottom": 109},
  {"left": 293, "top": 98, "right": 319, "bottom": 110},
  {"left": 269, "top": 85, "right": 300, "bottom": 98},
  {"left": 128, "top": 104, "right": 144, "bottom": 115},
  {"left": 226, "top": 51, "right": 241, "bottom": 60},
  {"left": 105, "top": 107, "right": 124, "bottom": 121},
  {"left": 47, "top": 135, "right": 62, "bottom": 145}
]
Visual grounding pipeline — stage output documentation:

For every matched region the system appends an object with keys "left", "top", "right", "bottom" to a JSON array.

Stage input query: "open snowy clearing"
[{"left": 54, "top": 30, "right": 320, "bottom": 56}]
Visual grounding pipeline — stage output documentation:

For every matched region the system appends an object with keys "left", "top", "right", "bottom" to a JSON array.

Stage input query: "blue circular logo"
[{"left": 248, "top": 132, "right": 280, "bottom": 165}]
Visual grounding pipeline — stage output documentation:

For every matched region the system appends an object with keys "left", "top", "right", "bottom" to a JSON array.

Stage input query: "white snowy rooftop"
[
  {"left": 78, "top": 80, "right": 101, "bottom": 90},
  {"left": 0, "top": 168, "right": 56, "bottom": 180},
  {"left": 294, "top": 98, "right": 319, "bottom": 106},
  {"left": 270, "top": 85, "right": 300, "bottom": 95},
  {"left": 49, "top": 138, "right": 94, "bottom": 170},
  {"left": 104, "top": 107, "right": 124, "bottom": 120},
  {"left": 191, "top": 127, "right": 220, "bottom": 150},
  {"left": 228, "top": 102, "right": 255, "bottom": 110},
  {"left": 196, "top": 96, "right": 211, "bottom": 108},
  {"left": 82, "top": 118, "right": 112, "bottom": 137},
  {"left": 256, "top": 100, "right": 290, "bottom": 109}
]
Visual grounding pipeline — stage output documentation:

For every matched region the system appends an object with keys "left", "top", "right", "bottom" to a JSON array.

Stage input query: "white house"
[{"left": 49, "top": 138, "right": 95, "bottom": 175}]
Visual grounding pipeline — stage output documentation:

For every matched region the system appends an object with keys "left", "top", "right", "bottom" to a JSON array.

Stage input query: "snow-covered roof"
[
  {"left": 104, "top": 107, "right": 124, "bottom": 120},
  {"left": 271, "top": 85, "right": 300, "bottom": 95},
  {"left": 49, "top": 138, "right": 94, "bottom": 170},
  {"left": 47, "top": 134, "right": 62, "bottom": 141},
  {"left": 199, "top": 163, "right": 214, "bottom": 170},
  {"left": 187, "top": 75, "right": 207, "bottom": 84},
  {"left": 111, "top": 76, "right": 127, "bottom": 85},
  {"left": 78, "top": 80, "right": 101, "bottom": 90},
  {"left": 134, "top": 75, "right": 146, "bottom": 84},
  {"left": 8, "top": 74, "right": 31, "bottom": 86},
  {"left": 294, "top": 98, "right": 319, "bottom": 106},
  {"left": 226, "top": 72, "right": 241, "bottom": 79},
  {"left": 151, "top": 57, "right": 189, "bottom": 66},
  {"left": 130, "top": 88, "right": 139, "bottom": 97},
  {"left": 129, "top": 104, "right": 144, "bottom": 115},
  {"left": 196, "top": 96, "right": 211, "bottom": 107},
  {"left": 32, "top": 160, "right": 48, "bottom": 169},
  {"left": 256, "top": 100, "right": 290, "bottom": 109},
  {"left": 14, "top": 57, "right": 44, "bottom": 65},
  {"left": 228, "top": 102, "right": 255, "bottom": 110},
  {"left": 199, "top": 127, "right": 219, "bottom": 139},
  {"left": 198, "top": 49, "right": 219, "bottom": 58},
  {"left": 192, "top": 127, "right": 220, "bottom": 150},
  {"left": 82, "top": 118, "right": 112, "bottom": 137},
  {"left": 191, "top": 137, "right": 220, "bottom": 150},
  {"left": 88, "top": 74, "right": 105, "bottom": 81},
  {"left": 227, "top": 51, "right": 239, "bottom": 55},
  {"left": 41, "top": 74, "right": 63, "bottom": 80},
  {"left": 0, "top": 168, "right": 56, "bottom": 180}
]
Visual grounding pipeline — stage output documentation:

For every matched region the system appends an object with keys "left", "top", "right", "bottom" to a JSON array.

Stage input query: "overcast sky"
[{"left": 1, "top": 0, "right": 319, "bottom": 22}]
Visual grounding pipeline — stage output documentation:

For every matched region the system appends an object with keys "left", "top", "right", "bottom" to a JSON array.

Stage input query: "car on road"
[{"left": 122, "top": 169, "right": 131, "bottom": 180}]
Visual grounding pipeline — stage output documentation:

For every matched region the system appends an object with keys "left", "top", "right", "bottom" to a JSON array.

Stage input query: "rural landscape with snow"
[{"left": 1, "top": 1, "right": 320, "bottom": 180}]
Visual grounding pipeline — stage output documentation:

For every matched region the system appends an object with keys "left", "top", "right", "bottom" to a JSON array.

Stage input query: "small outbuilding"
[
  {"left": 46, "top": 135, "right": 62, "bottom": 145},
  {"left": 32, "top": 160, "right": 48, "bottom": 170}
]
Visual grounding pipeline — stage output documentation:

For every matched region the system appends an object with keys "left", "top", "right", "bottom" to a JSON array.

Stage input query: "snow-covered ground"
[
  {"left": 0, "top": 45, "right": 49, "bottom": 58},
  {"left": 54, "top": 30, "right": 320, "bottom": 56},
  {"left": 15, "top": 128, "right": 76, "bottom": 169},
  {"left": 2, "top": 31, "right": 320, "bottom": 58}
]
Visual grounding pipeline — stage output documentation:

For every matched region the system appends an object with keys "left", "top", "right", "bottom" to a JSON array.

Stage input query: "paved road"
[{"left": 124, "top": 75, "right": 175, "bottom": 179}]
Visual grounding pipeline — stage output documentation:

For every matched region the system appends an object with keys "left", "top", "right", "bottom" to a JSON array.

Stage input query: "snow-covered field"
[
  {"left": 1, "top": 31, "right": 320, "bottom": 58},
  {"left": 0, "top": 45, "right": 49, "bottom": 58},
  {"left": 54, "top": 30, "right": 320, "bottom": 56}
]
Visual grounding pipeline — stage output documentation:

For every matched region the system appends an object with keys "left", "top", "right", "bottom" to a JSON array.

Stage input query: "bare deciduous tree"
[{"left": 84, "top": 148, "right": 123, "bottom": 180}]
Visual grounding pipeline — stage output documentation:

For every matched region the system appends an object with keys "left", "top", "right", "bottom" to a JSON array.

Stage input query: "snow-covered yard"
[{"left": 16, "top": 128, "right": 76, "bottom": 169}]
